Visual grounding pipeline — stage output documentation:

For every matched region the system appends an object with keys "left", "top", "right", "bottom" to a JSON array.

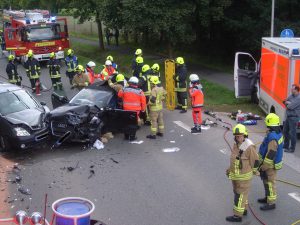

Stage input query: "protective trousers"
[
  {"left": 145, "top": 96, "right": 150, "bottom": 123},
  {"left": 192, "top": 108, "right": 202, "bottom": 127},
  {"left": 66, "top": 71, "right": 75, "bottom": 85},
  {"left": 232, "top": 180, "right": 250, "bottom": 217},
  {"left": 150, "top": 110, "right": 164, "bottom": 135},
  {"left": 51, "top": 78, "right": 63, "bottom": 90},
  {"left": 261, "top": 169, "right": 277, "bottom": 204},
  {"left": 176, "top": 91, "right": 187, "bottom": 109}
]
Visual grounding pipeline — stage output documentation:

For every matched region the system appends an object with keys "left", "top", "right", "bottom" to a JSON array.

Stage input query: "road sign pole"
[{"left": 271, "top": 0, "right": 275, "bottom": 37}]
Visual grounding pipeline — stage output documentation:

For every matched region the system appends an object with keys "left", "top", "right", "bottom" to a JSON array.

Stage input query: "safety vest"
[
  {"left": 6, "top": 62, "right": 20, "bottom": 84},
  {"left": 100, "top": 66, "right": 116, "bottom": 80},
  {"left": 189, "top": 84, "right": 204, "bottom": 108},
  {"left": 25, "top": 59, "right": 40, "bottom": 79},
  {"left": 65, "top": 55, "right": 78, "bottom": 73},
  {"left": 86, "top": 67, "right": 95, "bottom": 84},
  {"left": 47, "top": 59, "right": 61, "bottom": 79},
  {"left": 118, "top": 86, "right": 146, "bottom": 111},
  {"left": 149, "top": 86, "right": 165, "bottom": 111},
  {"left": 259, "top": 131, "right": 284, "bottom": 170}
]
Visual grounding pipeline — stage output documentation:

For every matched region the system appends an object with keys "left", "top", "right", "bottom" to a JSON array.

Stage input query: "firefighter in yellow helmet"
[
  {"left": 174, "top": 57, "right": 188, "bottom": 113},
  {"left": 146, "top": 76, "right": 167, "bottom": 139},
  {"left": 257, "top": 113, "right": 283, "bottom": 211},
  {"left": 24, "top": 50, "right": 41, "bottom": 93},
  {"left": 132, "top": 49, "right": 143, "bottom": 77},
  {"left": 108, "top": 74, "right": 126, "bottom": 109},
  {"left": 6, "top": 55, "right": 22, "bottom": 86},
  {"left": 65, "top": 48, "right": 78, "bottom": 85},
  {"left": 226, "top": 124, "right": 260, "bottom": 222},
  {"left": 151, "top": 63, "right": 160, "bottom": 78},
  {"left": 47, "top": 52, "right": 62, "bottom": 90},
  {"left": 72, "top": 65, "right": 90, "bottom": 90}
]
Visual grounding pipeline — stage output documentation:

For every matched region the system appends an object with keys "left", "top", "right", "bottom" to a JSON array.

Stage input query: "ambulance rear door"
[{"left": 234, "top": 52, "right": 258, "bottom": 98}]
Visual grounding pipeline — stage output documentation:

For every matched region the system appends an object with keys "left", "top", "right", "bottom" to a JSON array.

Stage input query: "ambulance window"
[{"left": 238, "top": 54, "right": 256, "bottom": 71}]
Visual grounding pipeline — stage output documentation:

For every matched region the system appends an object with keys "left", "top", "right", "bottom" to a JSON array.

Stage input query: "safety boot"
[
  {"left": 146, "top": 135, "right": 156, "bottom": 139},
  {"left": 257, "top": 197, "right": 267, "bottom": 204},
  {"left": 260, "top": 204, "right": 276, "bottom": 211},
  {"left": 156, "top": 132, "right": 163, "bottom": 137},
  {"left": 180, "top": 109, "right": 187, "bottom": 113},
  {"left": 129, "top": 135, "right": 137, "bottom": 141},
  {"left": 225, "top": 215, "right": 242, "bottom": 222},
  {"left": 191, "top": 127, "right": 201, "bottom": 133}
]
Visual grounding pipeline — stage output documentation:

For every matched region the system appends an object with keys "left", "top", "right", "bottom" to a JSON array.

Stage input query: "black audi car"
[
  {"left": 0, "top": 82, "right": 50, "bottom": 151},
  {"left": 49, "top": 81, "right": 138, "bottom": 145}
]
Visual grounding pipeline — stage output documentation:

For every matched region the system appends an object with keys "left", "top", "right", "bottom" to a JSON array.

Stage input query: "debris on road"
[
  {"left": 67, "top": 161, "right": 79, "bottom": 172},
  {"left": 18, "top": 186, "right": 31, "bottom": 195},
  {"left": 130, "top": 140, "right": 144, "bottom": 144},
  {"left": 162, "top": 147, "right": 180, "bottom": 153},
  {"left": 110, "top": 158, "right": 119, "bottom": 164},
  {"left": 93, "top": 139, "right": 104, "bottom": 150},
  {"left": 88, "top": 170, "right": 95, "bottom": 179}
]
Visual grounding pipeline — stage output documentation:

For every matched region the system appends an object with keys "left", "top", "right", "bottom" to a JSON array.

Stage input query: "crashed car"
[
  {"left": 0, "top": 82, "right": 50, "bottom": 151},
  {"left": 49, "top": 81, "right": 138, "bottom": 145}
]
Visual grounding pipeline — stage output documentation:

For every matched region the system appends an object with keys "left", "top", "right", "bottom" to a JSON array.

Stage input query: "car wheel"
[{"left": 0, "top": 135, "right": 11, "bottom": 152}]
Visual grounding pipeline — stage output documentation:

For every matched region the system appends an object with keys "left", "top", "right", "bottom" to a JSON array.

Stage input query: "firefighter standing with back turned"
[
  {"left": 174, "top": 57, "right": 188, "bottom": 113},
  {"left": 6, "top": 55, "right": 21, "bottom": 86},
  {"left": 65, "top": 49, "right": 78, "bottom": 85},
  {"left": 189, "top": 74, "right": 203, "bottom": 133},
  {"left": 226, "top": 124, "right": 260, "bottom": 222},
  {"left": 146, "top": 76, "right": 167, "bottom": 139},
  {"left": 24, "top": 50, "right": 41, "bottom": 93},
  {"left": 47, "top": 52, "right": 62, "bottom": 90},
  {"left": 257, "top": 113, "right": 283, "bottom": 211}
]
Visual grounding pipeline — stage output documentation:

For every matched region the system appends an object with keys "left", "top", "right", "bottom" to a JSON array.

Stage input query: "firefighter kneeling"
[
  {"left": 226, "top": 124, "right": 260, "bottom": 222},
  {"left": 189, "top": 74, "right": 203, "bottom": 133},
  {"left": 146, "top": 76, "right": 167, "bottom": 139}
]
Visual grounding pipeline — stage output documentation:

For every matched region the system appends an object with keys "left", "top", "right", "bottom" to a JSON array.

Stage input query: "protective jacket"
[
  {"left": 189, "top": 84, "right": 204, "bottom": 108},
  {"left": 100, "top": 66, "right": 116, "bottom": 80},
  {"left": 65, "top": 55, "right": 78, "bottom": 73},
  {"left": 6, "top": 61, "right": 21, "bottom": 84},
  {"left": 25, "top": 58, "right": 40, "bottom": 79},
  {"left": 72, "top": 74, "right": 90, "bottom": 87},
  {"left": 47, "top": 58, "right": 61, "bottom": 78},
  {"left": 174, "top": 65, "right": 187, "bottom": 92},
  {"left": 227, "top": 139, "right": 260, "bottom": 181},
  {"left": 139, "top": 70, "right": 153, "bottom": 96},
  {"left": 259, "top": 131, "right": 283, "bottom": 170},
  {"left": 118, "top": 85, "right": 146, "bottom": 111},
  {"left": 149, "top": 85, "right": 167, "bottom": 111}
]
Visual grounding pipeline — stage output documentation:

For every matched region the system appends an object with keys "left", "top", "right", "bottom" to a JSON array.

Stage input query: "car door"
[
  {"left": 234, "top": 52, "right": 258, "bottom": 98},
  {"left": 105, "top": 109, "right": 137, "bottom": 132}
]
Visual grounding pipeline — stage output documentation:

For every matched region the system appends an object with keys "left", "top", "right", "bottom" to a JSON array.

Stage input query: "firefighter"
[
  {"left": 24, "top": 50, "right": 41, "bottom": 93},
  {"left": 108, "top": 74, "right": 126, "bottom": 109},
  {"left": 174, "top": 57, "right": 188, "bottom": 113},
  {"left": 132, "top": 48, "right": 142, "bottom": 76},
  {"left": 47, "top": 52, "right": 62, "bottom": 90},
  {"left": 226, "top": 124, "right": 260, "bottom": 222},
  {"left": 189, "top": 74, "right": 203, "bottom": 133},
  {"left": 106, "top": 55, "right": 118, "bottom": 71},
  {"left": 118, "top": 76, "right": 146, "bottom": 141},
  {"left": 100, "top": 60, "right": 117, "bottom": 81},
  {"left": 72, "top": 65, "right": 90, "bottom": 90},
  {"left": 85, "top": 61, "right": 97, "bottom": 84},
  {"left": 146, "top": 76, "right": 167, "bottom": 139},
  {"left": 257, "top": 113, "right": 283, "bottom": 211},
  {"left": 65, "top": 48, "right": 78, "bottom": 85},
  {"left": 151, "top": 63, "right": 160, "bottom": 78},
  {"left": 133, "top": 56, "right": 144, "bottom": 78},
  {"left": 6, "top": 55, "right": 21, "bottom": 86},
  {"left": 139, "top": 64, "right": 153, "bottom": 125}
]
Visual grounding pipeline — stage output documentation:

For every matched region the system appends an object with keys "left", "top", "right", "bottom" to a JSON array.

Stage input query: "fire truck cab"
[
  {"left": 234, "top": 37, "right": 300, "bottom": 129},
  {"left": 2, "top": 9, "right": 69, "bottom": 62}
]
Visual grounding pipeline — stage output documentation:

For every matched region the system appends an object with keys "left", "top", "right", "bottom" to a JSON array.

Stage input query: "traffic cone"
[{"left": 35, "top": 79, "right": 41, "bottom": 96}]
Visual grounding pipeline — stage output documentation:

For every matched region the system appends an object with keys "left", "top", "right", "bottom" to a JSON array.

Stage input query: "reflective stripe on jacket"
[
  {"left": 25, "top": 58, "right": 40, "bottom": 79},
  {"left": 65, "top": 55, "right": 78, "bottom": 72},
  {"left": 189, "top": 84, "right": 204, "bottom": 108},
  {"left": 100, "top": 66, "right": 116, "bottom": 80},
  {"left": 118, "top": 86, "right": 146, "bottom": 111},
  {"left": 47, "top": 59, "right": 61, "bottom": 78},
  {"left": 149, "top": 86, "right": 167, "bottom": 111},
  {"left": 174, "top": 65, "right": 187, "bottom": 92}
]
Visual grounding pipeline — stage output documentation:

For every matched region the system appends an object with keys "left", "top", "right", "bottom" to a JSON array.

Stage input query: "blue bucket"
[{"left": 52, "top": 197, "right": 95, "bottom": 225}]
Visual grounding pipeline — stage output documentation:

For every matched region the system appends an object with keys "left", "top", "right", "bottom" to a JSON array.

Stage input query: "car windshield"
[
  {"left": 0, "top": 90, "right": 40, "bottom": 116},
  {"left": 69, "top": 88, "right": 112, "bottom": 108},
  {"left": 26, "top": 24, "right": 61, "bottom": 41}
]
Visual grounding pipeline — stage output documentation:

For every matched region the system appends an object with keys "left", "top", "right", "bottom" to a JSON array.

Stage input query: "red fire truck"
[{"left": 2, "top": 9, "right": 69, "bottom": 62}]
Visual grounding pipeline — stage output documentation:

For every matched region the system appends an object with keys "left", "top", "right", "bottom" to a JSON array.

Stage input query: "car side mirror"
[{"left": 40, "top": 101, "right": 47, "bottom": 106}]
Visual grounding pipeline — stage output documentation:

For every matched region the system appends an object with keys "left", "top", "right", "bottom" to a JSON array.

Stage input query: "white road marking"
[
  {"left": 130, "top": 140, "right": 144, "bottom": 144},
  {"left": 170, "top": 141, "right": 176, "bottom": 143},
  {"left": 219, "top": 149, "right": 227, "bottom": 155},
  {"left": 173, "top": 121, "right": 191, "bottom": 132},
  {"left": 288, "top": 192, "right": 300, "bottom": 203},
  {"left": 162, "top": 147, "right": 180, "bottom": 153}
]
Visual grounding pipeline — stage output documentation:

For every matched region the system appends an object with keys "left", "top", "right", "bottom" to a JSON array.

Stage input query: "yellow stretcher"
[{"left": 165, "top": 59, "right": 175, "bottom": 110}]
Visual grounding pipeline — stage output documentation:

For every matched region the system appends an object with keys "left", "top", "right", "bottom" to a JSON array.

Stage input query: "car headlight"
[{"left": 14, "top": 127, "right": 30, "bottom": 136}]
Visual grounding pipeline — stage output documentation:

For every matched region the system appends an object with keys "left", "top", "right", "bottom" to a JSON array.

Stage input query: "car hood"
[
  {"left": 50, "top": 104, "right": 90, "bottom": 118},
  {"left": 5, "top": 109, "right": 45, "bottom": 128}
]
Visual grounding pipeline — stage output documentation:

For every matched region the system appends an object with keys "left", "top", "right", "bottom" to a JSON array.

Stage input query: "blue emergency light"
[{"left": 292, "top": 48, "right": 299, "bottom": 55}]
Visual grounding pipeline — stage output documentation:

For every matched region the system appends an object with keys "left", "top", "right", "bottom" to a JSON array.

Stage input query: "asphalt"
[{"left": 0, "top": 50, "right": 299, "bottom": 225}]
